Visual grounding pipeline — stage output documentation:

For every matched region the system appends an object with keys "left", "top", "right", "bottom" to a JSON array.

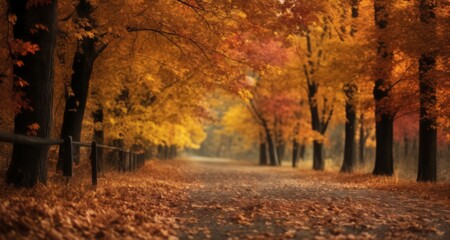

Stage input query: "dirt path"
[{"left": 176, "top": 158, "right": 450, "bottom": 240}]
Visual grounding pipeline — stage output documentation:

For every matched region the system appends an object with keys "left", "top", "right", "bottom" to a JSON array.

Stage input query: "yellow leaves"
[
  {"left": 108, "top": 117, "right": 116, "bottom": 125},
  {"left": 237, "top": 88, "right": 252, "bottom": 102},
  {"left": 74, "top": 30, "right": 95, "bottom": 40}
]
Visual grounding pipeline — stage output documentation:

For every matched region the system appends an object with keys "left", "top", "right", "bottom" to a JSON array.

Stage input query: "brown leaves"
[{"left": 0, "top": 160, "right": 191, "bottom": 239}]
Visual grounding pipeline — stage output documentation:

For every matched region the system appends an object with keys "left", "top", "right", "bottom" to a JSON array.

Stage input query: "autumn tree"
[
  {"left": 417, "top": 0, "right": 438, "bottom": 182},
  {"left": 6, "top": 0, "right": 57, "bottom": 187},
  {"left": 372, "top": 0, "right": 394, "bottom": 176},
  {"left": 57, "top": 0, "right": 109, "bottom": 169},
  {"left": 340, "top": 0, "right": 360, "bottom": 173}
]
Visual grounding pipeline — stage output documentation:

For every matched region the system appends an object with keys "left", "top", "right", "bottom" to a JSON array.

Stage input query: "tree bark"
[
  {"left": 299, "top": 144, "right": 306, "bottom": 160},
  {"left": 57, "top": 0, "right": 97, "bottom": 169},
  {"left": 259, "top": 142, "right": 267, "bottom": 165},
  {"left": 373, "top": 80, "right": 394, "bottom": 175},
  {"left": 276, "top": 142, "right": 285, "bottom": 165},
  {"left": 7, "top": 0, "right": 57, "bottom": 187},
  {"left": 341, "top": 0, "right": 359, "bottom": 173},
  {"left": 417, "top": 0, "right": 437, "bottom": 182},
  {"left": 292, "top": 139, "right": 299, "bottom": 168},
  {"left": 359, "top": 114, "right": 366, "bottom": 163},
  {"left": 264, "top": 125, "right": 278, "bottom": 166},
  {"left": 372, "top": 0, "right": 394, "bottom": 176},
  {"left": 341, "top": 84, "right": 357, "bottom": 173}
]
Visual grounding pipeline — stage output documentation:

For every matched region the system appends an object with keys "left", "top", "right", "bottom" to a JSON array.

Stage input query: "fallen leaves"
[
  {"left": 0, "top": 160, "right": 193, "bottom": 240},
  {"left": 1, "top": 159, "right": 449, "bottom": 239}
]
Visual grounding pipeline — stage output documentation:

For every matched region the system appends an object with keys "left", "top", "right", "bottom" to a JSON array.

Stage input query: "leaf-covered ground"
[
  {"left": 1, "top": 158, "right": 449, "bottom": 239},
  {"left": 178, "top": 158, "right": 450, "bottom": 240}
]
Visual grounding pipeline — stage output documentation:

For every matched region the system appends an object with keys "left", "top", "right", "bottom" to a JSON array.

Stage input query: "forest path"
[{"left": 176, "top": 157, "right": 450, "bottom": 240}]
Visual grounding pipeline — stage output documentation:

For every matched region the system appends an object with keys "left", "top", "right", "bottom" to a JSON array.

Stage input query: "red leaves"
[{"left": 9, "top": 39, "right": 40, "bottom": 56}]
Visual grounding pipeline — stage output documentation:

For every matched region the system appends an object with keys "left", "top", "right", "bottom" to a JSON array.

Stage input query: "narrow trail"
[{"left": 176, "top": 158, "right": 450, "bottom": 239}]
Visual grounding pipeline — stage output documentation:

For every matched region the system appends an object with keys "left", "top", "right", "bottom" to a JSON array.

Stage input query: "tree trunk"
[
  {"left": 7, "top": 0, "right": 57, "bottom": 187},
  {"left": 276, "top": 142, "right": 285, "bottom": 166},
  {"left": 373, "top": 0, "right": 394, "bottom": 176},
  {"left": 299, "top": 144, "right": 306, "bottom": 160},
  {"left": 92, "top": 107, "right": 104, "bottom": 173},
  {"left": 259, "top": 142, "right": 267, "bottom": 165},
  {"left": 57, "top": 0, "right": 96, "bottom": 169},
  {"left": 164, "top": 145, "right": 169, "bottom": 159},
  {"left": 312, "top": 141, "right": 324, "bottom": 170},
  {"left": 359, "top": 114, "right": 366, "bottom": 163},
  {"left": 341, "top": 0, "right": 359, "bottom": 173},
  {"left": 310, "top": 102, "right": 324, "bottom": 170},
  {"left": 292, "top": 139, "right": 299, "bottom": 168},
  {"left": 417, "top": 0, "right": 437, "bottom": 182},
  {"left": 373, "top": 103, "right": 394, "bottom": 175},
  {"left": 417, "top": 0, "right": 437, "bottom": 181},
  {"left": 341, "top": 84, "right": 357, "bottom": 173},
  {"left": 264, "top": 126, "right": 278, "bottom": 166},
  {"left": 157, "top": 144, "right": 163, "bottom": 159}
]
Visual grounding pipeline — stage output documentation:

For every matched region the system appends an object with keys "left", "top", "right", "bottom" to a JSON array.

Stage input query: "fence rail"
[{"left": 0, "top": 132, "right": 146, "bottom": 186}]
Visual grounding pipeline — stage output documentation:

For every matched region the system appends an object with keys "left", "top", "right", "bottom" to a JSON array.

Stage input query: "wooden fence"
[{"left": 0, "top": 132, "right": 146, "bottom": 186}]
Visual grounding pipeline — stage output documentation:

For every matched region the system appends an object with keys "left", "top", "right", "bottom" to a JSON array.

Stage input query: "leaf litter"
[{"left": 0, "top": 159, "right": 449, "bottom": 240}]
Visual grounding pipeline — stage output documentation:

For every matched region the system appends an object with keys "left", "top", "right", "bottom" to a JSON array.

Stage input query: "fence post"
[
  {"left": 63, "top": 136, "right": 73, "bottom": 177},
  {"left": 90, "top": 141, "right": 98, "bottom": 186}
]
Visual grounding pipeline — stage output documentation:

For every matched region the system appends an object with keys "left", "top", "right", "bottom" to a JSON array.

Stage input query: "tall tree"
[
  {"left": 57, "top": 0, "right": 108, "bottom": 169},
  {"left": 372, "top": 0, "right": 394, "bottom": 176},
  {"left": 303, "top": 28, "right": 335, "bottom": 171},
  {"left": 417, "top": 0, "right": 437, "bottom": 182},
  {"left": 341, "top": 0, "right": 360, "bottom": 173},
  {"left": 7, "top": 0, "right": 57, "bottom": 187}
]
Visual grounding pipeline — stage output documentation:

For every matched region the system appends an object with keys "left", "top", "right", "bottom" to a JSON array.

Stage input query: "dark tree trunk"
[
  {"left": 417, "top": 0, "right": 437, "bottom": 181},
  {"left": 312, "top": 141, "right": 324, "bottom": 170},
  {"left": 310, "top": 98, "right": 324, "bottom": 170},
  {"left": 276, "top": 142, "right": 285, "bottom": 165},
  {"left": 341, "top": 84, "right": 357, "bottom": 173},
  {"left": 373, "top": 0, "right": 394, "bottom": 176},
  {"left": 292, "top": 139, "right": 299, "bottom": 168},
  {"left": 264, "top": 126, "right": 279, "bottom": 166},
  {"left": 92, "top": 107, "right": 104, "bottom": 173},
  {"left": 341, "top": 0, "right": 359, "bottom": 173},
  {"left": 373, "top": 90, "right": 394, "bottom": 175},
  {"left": 164, "top": 145, "right": 169, "bottom": 159},
  {"left": 57, "top": 0, "right": 97, "bottom": 169},
  {"left": 259, "top": 142, "right": 268, "bottom": 165},
  {"left": 359, "top": 114, "right": 366, "bottom": 163},
  {"left": 7, "top": 0, "right": 57, "bottom": 187},
  {"left": 299, "top": 144, "right": 306, "bottom": 160},
  {"left": 157, "top": 144, "right": 163, "bottom": 159}
]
